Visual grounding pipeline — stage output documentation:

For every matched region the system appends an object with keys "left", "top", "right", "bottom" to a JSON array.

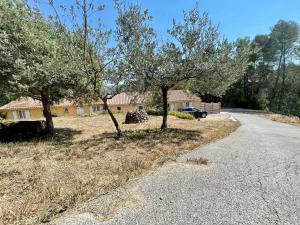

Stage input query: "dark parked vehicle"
[{"left": 179, "top": 107, "right": 208, "bottom": 118}]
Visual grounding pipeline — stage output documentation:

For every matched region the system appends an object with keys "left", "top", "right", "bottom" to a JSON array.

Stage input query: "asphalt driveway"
[{"left": 57, "top": 112, "right": 300, "bottom": 225}]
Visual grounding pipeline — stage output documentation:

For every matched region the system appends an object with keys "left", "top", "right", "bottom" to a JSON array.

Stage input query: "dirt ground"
[{"left": 0, "top": 113, "right": 239, "bottom": 225}]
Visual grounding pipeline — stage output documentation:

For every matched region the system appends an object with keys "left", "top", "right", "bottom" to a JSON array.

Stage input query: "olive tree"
[
  {"left": 0, "top": 0, "right": 77, "bottom": 134},
  {"left": 49, "top": 0, "right": 155, "bottom": 137},
  {"left": 145, "top": 7, "right": 250, "bottom": 129}
]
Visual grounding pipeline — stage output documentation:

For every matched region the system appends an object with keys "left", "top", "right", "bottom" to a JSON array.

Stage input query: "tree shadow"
[
  {"left": 76, "top": 128, "right": 203, "bottom": 153},
  {"left": 0, "top": 127, "right": 81, "bottom": 144},
  {"left": 43, "top": 128, "right": 82, "bottom": 147}
]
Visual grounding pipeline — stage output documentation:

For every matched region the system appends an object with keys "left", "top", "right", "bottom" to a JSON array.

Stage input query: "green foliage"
[
  {"left": 146, "top": 109, "right": 163, "bottom": 116},
  {"left": 0, "top": 1, "right": 75, "bottom": 99},
  {"left": 169, "top": 111, "right": 194, "bottom": 120},
  {"left": 0, "top": 0, "right": 81, "bottom": 133},
  {"left": 144, "top": 90, "right": 163, "bottom": 110},
  {"left": 0, "top": 112, "right": 7, "bottom": 123},
  {"left": 257, "top": 89, "right": 269, "bottom": 110},
  {"left": 223, "top": 20, "right": 300, "bottom": 116},
  {"left": 135, "top": 5, "right": 251, "bottom": 129}
]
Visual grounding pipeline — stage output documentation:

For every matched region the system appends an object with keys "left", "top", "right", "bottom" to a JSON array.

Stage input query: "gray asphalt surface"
[{"left": 56, "top": 112, "right": 300, "bottom": 225}]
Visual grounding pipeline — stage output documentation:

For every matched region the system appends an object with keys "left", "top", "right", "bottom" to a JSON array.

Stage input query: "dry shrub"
[
  {"left": 263, "top": 113, "right": 300, "bottom": 126},
  {"left": 186, "top": 157, "right": 209, "bottom": 165}
]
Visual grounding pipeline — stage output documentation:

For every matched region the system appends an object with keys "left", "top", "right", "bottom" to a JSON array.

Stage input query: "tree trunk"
[
  {"left": 270, "top": 45, "right": 283, "bottom": 109},
  {"left": 102, "top": 98, "right": 122, "bottom": 138},
  {"left": 160, "top": 86, "right": 169, "bottom": 130},
  {"left": 243, "top": 73, "right": 248, "bottom": 99},
  {"left": 41, "top": 90, "right": 54, "bottom": 135},
  {"left": 278, "top": 45, "right": 286, "bottom": 111}
]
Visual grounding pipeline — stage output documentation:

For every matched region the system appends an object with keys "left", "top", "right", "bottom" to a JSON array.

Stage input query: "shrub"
[
  {"left": 168, "top": 111, "right": 194, "bottom": 120},
  {"left": 0, "top": 112, "right": 6, "bottom": 123},
  {"left": 146, "top": 109, "right": 163, "bottom": 116}
]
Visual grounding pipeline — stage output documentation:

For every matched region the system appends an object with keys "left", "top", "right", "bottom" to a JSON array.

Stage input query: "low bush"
[
  {"left": 0, "top": 112, "right": 6, "bottom": 122},
  {"left": 146, "top": 109, "right": 163, "bottom": 116},
  {"left": 169, "top": 111, "right": 194, "bottom": 120}
]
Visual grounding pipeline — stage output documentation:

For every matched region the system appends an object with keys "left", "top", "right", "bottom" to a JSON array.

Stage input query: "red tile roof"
[
  {"left": 106, "top": 92, "right": 144, "bottom": 105},
  {"left": 0, "top": 93, "right": 144, "bottom": 110},
  {"left": 168, "top": 90, "right": 201, "bottom": 102},
  {"left": 0, "top": 97, "right": 41, "bottom": 110},
  {"left": 0, "top": 91, "right": 198, "bottom": 111}
]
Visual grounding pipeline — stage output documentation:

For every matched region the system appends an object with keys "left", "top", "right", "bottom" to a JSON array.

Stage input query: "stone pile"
[{"left": 125, "top": 109, "right": 149, "bottom": 124}]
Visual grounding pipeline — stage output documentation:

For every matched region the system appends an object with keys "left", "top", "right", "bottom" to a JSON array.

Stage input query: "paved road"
[{"left": 57, "top": 113, "right": 300, "bottom": 225}]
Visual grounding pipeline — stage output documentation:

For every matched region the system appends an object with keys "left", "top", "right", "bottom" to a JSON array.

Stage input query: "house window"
[
  {"left": 117, "top": 107, "right": 121, "bottom": 111},
  {"left": 18, "top": 111, "right": 27, "bottom": 119},
  {"left": 138, "top": 105, "right": 143, "bottom": 110},
  {"left": 93, "top": 105, "right": 102, "bottom": 112},
  {"left": 13, "top": 110, "right": 30, "bottom": 120},
  {"left": 64, "top": 108, "right": 69, "bottom": 113}
]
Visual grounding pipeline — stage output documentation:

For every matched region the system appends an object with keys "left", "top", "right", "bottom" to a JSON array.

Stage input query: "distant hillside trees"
[{"left": 223, "top": 20, "right": 300, "bottom": 117}]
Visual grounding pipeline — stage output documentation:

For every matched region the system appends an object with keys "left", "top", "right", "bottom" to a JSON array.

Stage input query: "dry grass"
[
  {"left": 261, "top": 113, "right": 300, "bottom": 126},
  {"left": 0, "top": 114, "right": 239, "bottom": 224}
]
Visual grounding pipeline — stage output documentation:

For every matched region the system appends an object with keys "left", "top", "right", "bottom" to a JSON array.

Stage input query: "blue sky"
[{"left": 35, "top": 0, "right": 300, "bottom": 41}]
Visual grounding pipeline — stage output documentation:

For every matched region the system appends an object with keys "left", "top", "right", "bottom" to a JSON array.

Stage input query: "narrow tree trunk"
[
  {"left": 270, "top": 45, "right": 283, "bottom": 109},
  {"left": 278, "top": 45, "right": 286, "bottom": 111},
  {"left": 243, "top": 73, "right": 248, "bottom": 99},
  {"left": 102, "top": 98, "right": 122, "bottom": 138},
  {"left": 82, "top": 0, "right": 87, "bottom": 61},
  {"left": 160, "top": 86, "right": 169, "bottom": 130},
  {"left": 41, "top": 90, "right": 54, "bottom": 135}
]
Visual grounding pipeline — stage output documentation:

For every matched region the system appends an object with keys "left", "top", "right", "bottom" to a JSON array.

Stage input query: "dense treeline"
[
  {"left": 223, "top": 20, "right": 300, "bottom": 117},
  {"left": 0, "top": 0, "right": 250, "bottom": 135}
]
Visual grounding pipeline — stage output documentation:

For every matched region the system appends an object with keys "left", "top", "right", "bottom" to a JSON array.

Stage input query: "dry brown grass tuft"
[
  {"left": 186, "top": 157, "right": 209, "bottom": 165},
  {"left": 262, "top": 113, "right": 300, "bottom": 126},
  {"left": 0, "top": 114, "right": 239, "bottom": 224}
]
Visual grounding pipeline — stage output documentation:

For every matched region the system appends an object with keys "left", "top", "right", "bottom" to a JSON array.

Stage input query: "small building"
[
  {"left": 168, "top": 90, "right": 202, "bottom": 111},
  {"left": 0, "top": 93, "right": 144, "bottom": 121},
  {"left": 167, "top": 90, "right": 221, "bottom": 114}
]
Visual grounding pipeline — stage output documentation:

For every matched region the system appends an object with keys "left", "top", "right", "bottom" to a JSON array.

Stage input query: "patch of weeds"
[
  {"left": 33, "top": 154, "right": 42, "bottom": 161},
  {"left": 0, "top": 169, "right": 21, "bottom": 178},
  {"left": 40, "top": 204, "right": 67, "bottom": 223},
  {"left": 186, "top": 157, "right": 209, "bottom": 165}
]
